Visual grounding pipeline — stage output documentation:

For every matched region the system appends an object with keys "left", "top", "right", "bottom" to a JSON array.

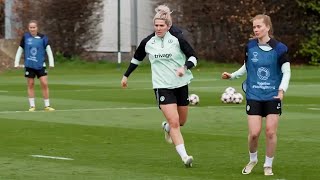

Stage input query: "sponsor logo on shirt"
[
  {"left": 257, "top": 67, "right": 270, "bottom": 80},
  {"left": 154, "top": 53, "right": 172, "bottom": 59},
  {"left": 251, "top": 52, "right": 259, "bottom": 62},
  {"left": 27, "top": 38, "right": 33, "bottom": 45}
]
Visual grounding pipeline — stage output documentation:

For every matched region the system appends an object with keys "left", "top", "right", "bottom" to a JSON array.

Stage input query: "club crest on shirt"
[{"left": 160, "top": 96, "right": 165, "bottom": 102}]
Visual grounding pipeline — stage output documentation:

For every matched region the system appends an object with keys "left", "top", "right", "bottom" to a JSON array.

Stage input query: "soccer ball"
[
  {"left": 221, "top": 92, "right": 232, "bottom": 103},
  {"left": 232, "top": 92, "right": 243, "bottom": 104},
  {"left": 189, "top": 94, "right": 199, "bottom": 105},
  {"left": 225, "top": 87, "right": 236, "bottom": 95}
]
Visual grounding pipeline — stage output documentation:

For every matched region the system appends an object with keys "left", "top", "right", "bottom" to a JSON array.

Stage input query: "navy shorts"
[
  {"left": 246, "top": 99, "right": 282, "bottom": 117},
  {"left": 25, "top": 67, "right": 47, "bottom": 78},
  {"left": 154, "top": 85, "right": 189, "bottom": 106}
]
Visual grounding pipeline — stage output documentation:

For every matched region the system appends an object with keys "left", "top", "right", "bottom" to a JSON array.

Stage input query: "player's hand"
[
  {"left": 175, "top": 66, "right": 186, "bottom": 77},
  {"left": 121, "top": 76, "right": 128, "bottom": 88},
  {"left": 14, "top": 64, "right": 24, "bottom": 69},
  {"left": 274, "top": 89, "right": 284, "bottom": 100},
  {"left": 221, "top": 72, "right": 232, "bottom": 79}
]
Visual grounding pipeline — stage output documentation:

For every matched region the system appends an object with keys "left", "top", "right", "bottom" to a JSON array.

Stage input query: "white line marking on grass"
[
  {"left": 308, "top": 108, "right": 320, "bottom": 111},
  {"left": 31, "top": 155, "right": 74, "bottom": 160},
  {"left": 0, "top": 104, "right": 318, "bottom": 114},
  {"left": 0, "top": 107, "right": 158, "bottom": 114}
]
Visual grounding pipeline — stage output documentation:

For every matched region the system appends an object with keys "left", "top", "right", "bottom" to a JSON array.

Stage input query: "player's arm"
[
  {"left": 222, "top": 45, "right": 248, "bottom": 80},
  {"left": 46, "top": 45, "right": 54, "bottom": 68},
  {"left": 231, "top": 64, "right": 247, "bottom": 79},
  {"left": 279, "top": 48, "right": 291, "bottom": 92},
  {"left": 279, "top": 62, "right": 291, "bottom": 92},
  {"left": 14, "top": 36, "right": 25, "bottom": 67},
  {"left": 274, "top": 46, "right": 290, "bottom": 100},
  {"left": 14, "top": 47, "right": 24, "bottom": 67},
  {"left": 175, "top": 35, "right": 197, "bottom": 76},
  {"left": 123, "top": 36, "right": 151, "bottom": 78},
  {"left": 221, "top": 63, "right": 247, "bottom": 79},
  {"left": 177, "top": 35, "right": 197, "bottom": 69},
  {"left": 122, "top": 35, "right": 152, "bottom": 88}
]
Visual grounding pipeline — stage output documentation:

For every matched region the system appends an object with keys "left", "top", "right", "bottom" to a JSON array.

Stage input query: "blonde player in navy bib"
[
  {"left": 121, "top": 5, "right": 197, "bottom": 168},
  {"left": 14, "top": 20, "right": 55, "bottom": 111},
  {"left": 222, "top": 15, "right": 291, "bottom": 176}
]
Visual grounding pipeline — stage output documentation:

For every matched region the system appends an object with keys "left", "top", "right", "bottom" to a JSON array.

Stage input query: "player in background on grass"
[
  {"left": 14, "top": 20, "right": 55, "bottom": 112},
  {"left": 121, "top": 5, "right": 197, "bottom": 167},
  {"left": 221, "top": 14, "right": 291, "bottom": 176}
]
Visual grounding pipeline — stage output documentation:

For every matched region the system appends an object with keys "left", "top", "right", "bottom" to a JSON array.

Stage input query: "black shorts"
[
  {"left": 246, "top": 99, "right": 282, "bottom": 117},
  {"left": 25, "top": 67, "right": 47, "bottom": 78},
  {"left": 154, "top": 85, "right": 189, "bottom": 106}
]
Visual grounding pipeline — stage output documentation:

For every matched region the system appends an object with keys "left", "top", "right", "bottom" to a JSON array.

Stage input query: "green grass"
[{"left": 0, "top": 61, "right": 319, "bottom": 179}]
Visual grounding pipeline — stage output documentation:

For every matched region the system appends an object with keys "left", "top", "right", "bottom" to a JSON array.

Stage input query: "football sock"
[
  {"left": 264, "top": 156, "right": 274, "bottom": 167},
  {"left": 29, "top": 98, "right": 35, "bottom": 107},
  {"left": 176, "top": 144, "right": 188, "bottom": 158},
  {"left": 249, "top": 151, "right": 258, "bottom": 162},
  {"left": 44, "top": 99, "right": 50, "bottom": 107}
]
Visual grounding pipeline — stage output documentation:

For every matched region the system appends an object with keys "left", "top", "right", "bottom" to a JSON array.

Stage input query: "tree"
[
  {"left": 0, "top": 0, "right": 4, "bottom": 38},
  {"left": 296, "top": 0, "right": 320, "bottom": 65},
  {"left": 156, "top": 0, "right": 309, "bottom": 63},
  {"left": 13, "top": 0, "right": 104, "bottom": 57}
]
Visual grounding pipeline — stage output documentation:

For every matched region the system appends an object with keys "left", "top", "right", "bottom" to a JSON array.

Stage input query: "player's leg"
[
  {"left": 25, "top": 68, "right": 36, "bottom": 111},
  {"left": 248, "top": 115, "right": 262, "bottom": 157},
  {"left": 263, "top": 114, "right": 278, "bottom": 175},
  {"left": 38, "top": 68, "right": 54, "bottom": 111},
  {"left": 160, "top": 104, "right": 193, "bottom": 167},
  {"left": 177, "top": 106, "right": 188, "bottom": 126},
  {"left": 242, "top": 100, "right": 263, "bottom": 174},
  {"left": 155, "top": 89, "right": 173, "bottom": 143},
  {"left": 176, "top": 85, "right": 189, "bottom": 126},
  {"left": 263, "top": 100, "right": 281, "bottom": 175},
  {"left": 27, "top": 78, "right": 36, "bottom": 111}
]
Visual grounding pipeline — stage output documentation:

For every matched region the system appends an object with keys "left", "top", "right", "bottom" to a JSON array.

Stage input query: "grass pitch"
[{"left": 0, "top": 61, "right": 319, "bottom": 179}]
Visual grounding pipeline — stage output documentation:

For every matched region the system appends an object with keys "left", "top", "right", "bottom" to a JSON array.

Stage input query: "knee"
[
  {"left": 169, "top": 121, "right": 180, "bottom": 129},
  {"left": 41, "top": 82, "right": 48, "bottom": 89},
  {"left": 28, "top": 82, "right": 35, "bottom": 88},
  {"left": 249, "top": 132, "right": 260, "bottom": 141},
  {"left": 265, "top": 129, "right": 277, "bottom": 139}
]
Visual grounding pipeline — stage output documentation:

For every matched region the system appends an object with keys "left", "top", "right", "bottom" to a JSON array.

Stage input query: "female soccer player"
[
  {"left": 121, "top": 5, "right": 197, "bottom": 167},
  {"left": 14, "top": 20, "right": 55, "bottom": 111},
  {"left": 222, "top": 14, "right": 291, "bottom": 176}
]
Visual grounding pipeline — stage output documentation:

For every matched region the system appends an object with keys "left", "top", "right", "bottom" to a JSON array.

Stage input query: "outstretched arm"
[{"left": 222, "top": 64, "right": 246, "bottom": 79}]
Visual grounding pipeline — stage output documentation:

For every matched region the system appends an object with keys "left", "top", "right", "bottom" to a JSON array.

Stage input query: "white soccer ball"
[
  {"left": 232, "top": 92, "right": 244, "bottom": 104},
  {"left": 221, "top": 92, "right": 232, "bottom": 103},
  {"left": 225, "top": 87, "right": 236, "bottom": 95},
  {"left": 189, "top": 94, "right": 200, "bottom": 105}
]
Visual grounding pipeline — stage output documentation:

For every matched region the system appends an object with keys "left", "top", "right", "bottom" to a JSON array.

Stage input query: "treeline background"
[{"left": 0, "top": 0, "right": 319, "bottom": 64}]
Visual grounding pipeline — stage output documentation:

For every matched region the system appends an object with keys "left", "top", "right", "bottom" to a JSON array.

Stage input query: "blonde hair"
[
  {"left": 153, "top": 5, "right": 172, "bottom": 27},
  {"left": 252, "top": 14, "right": 273, "bottom": 36}
]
